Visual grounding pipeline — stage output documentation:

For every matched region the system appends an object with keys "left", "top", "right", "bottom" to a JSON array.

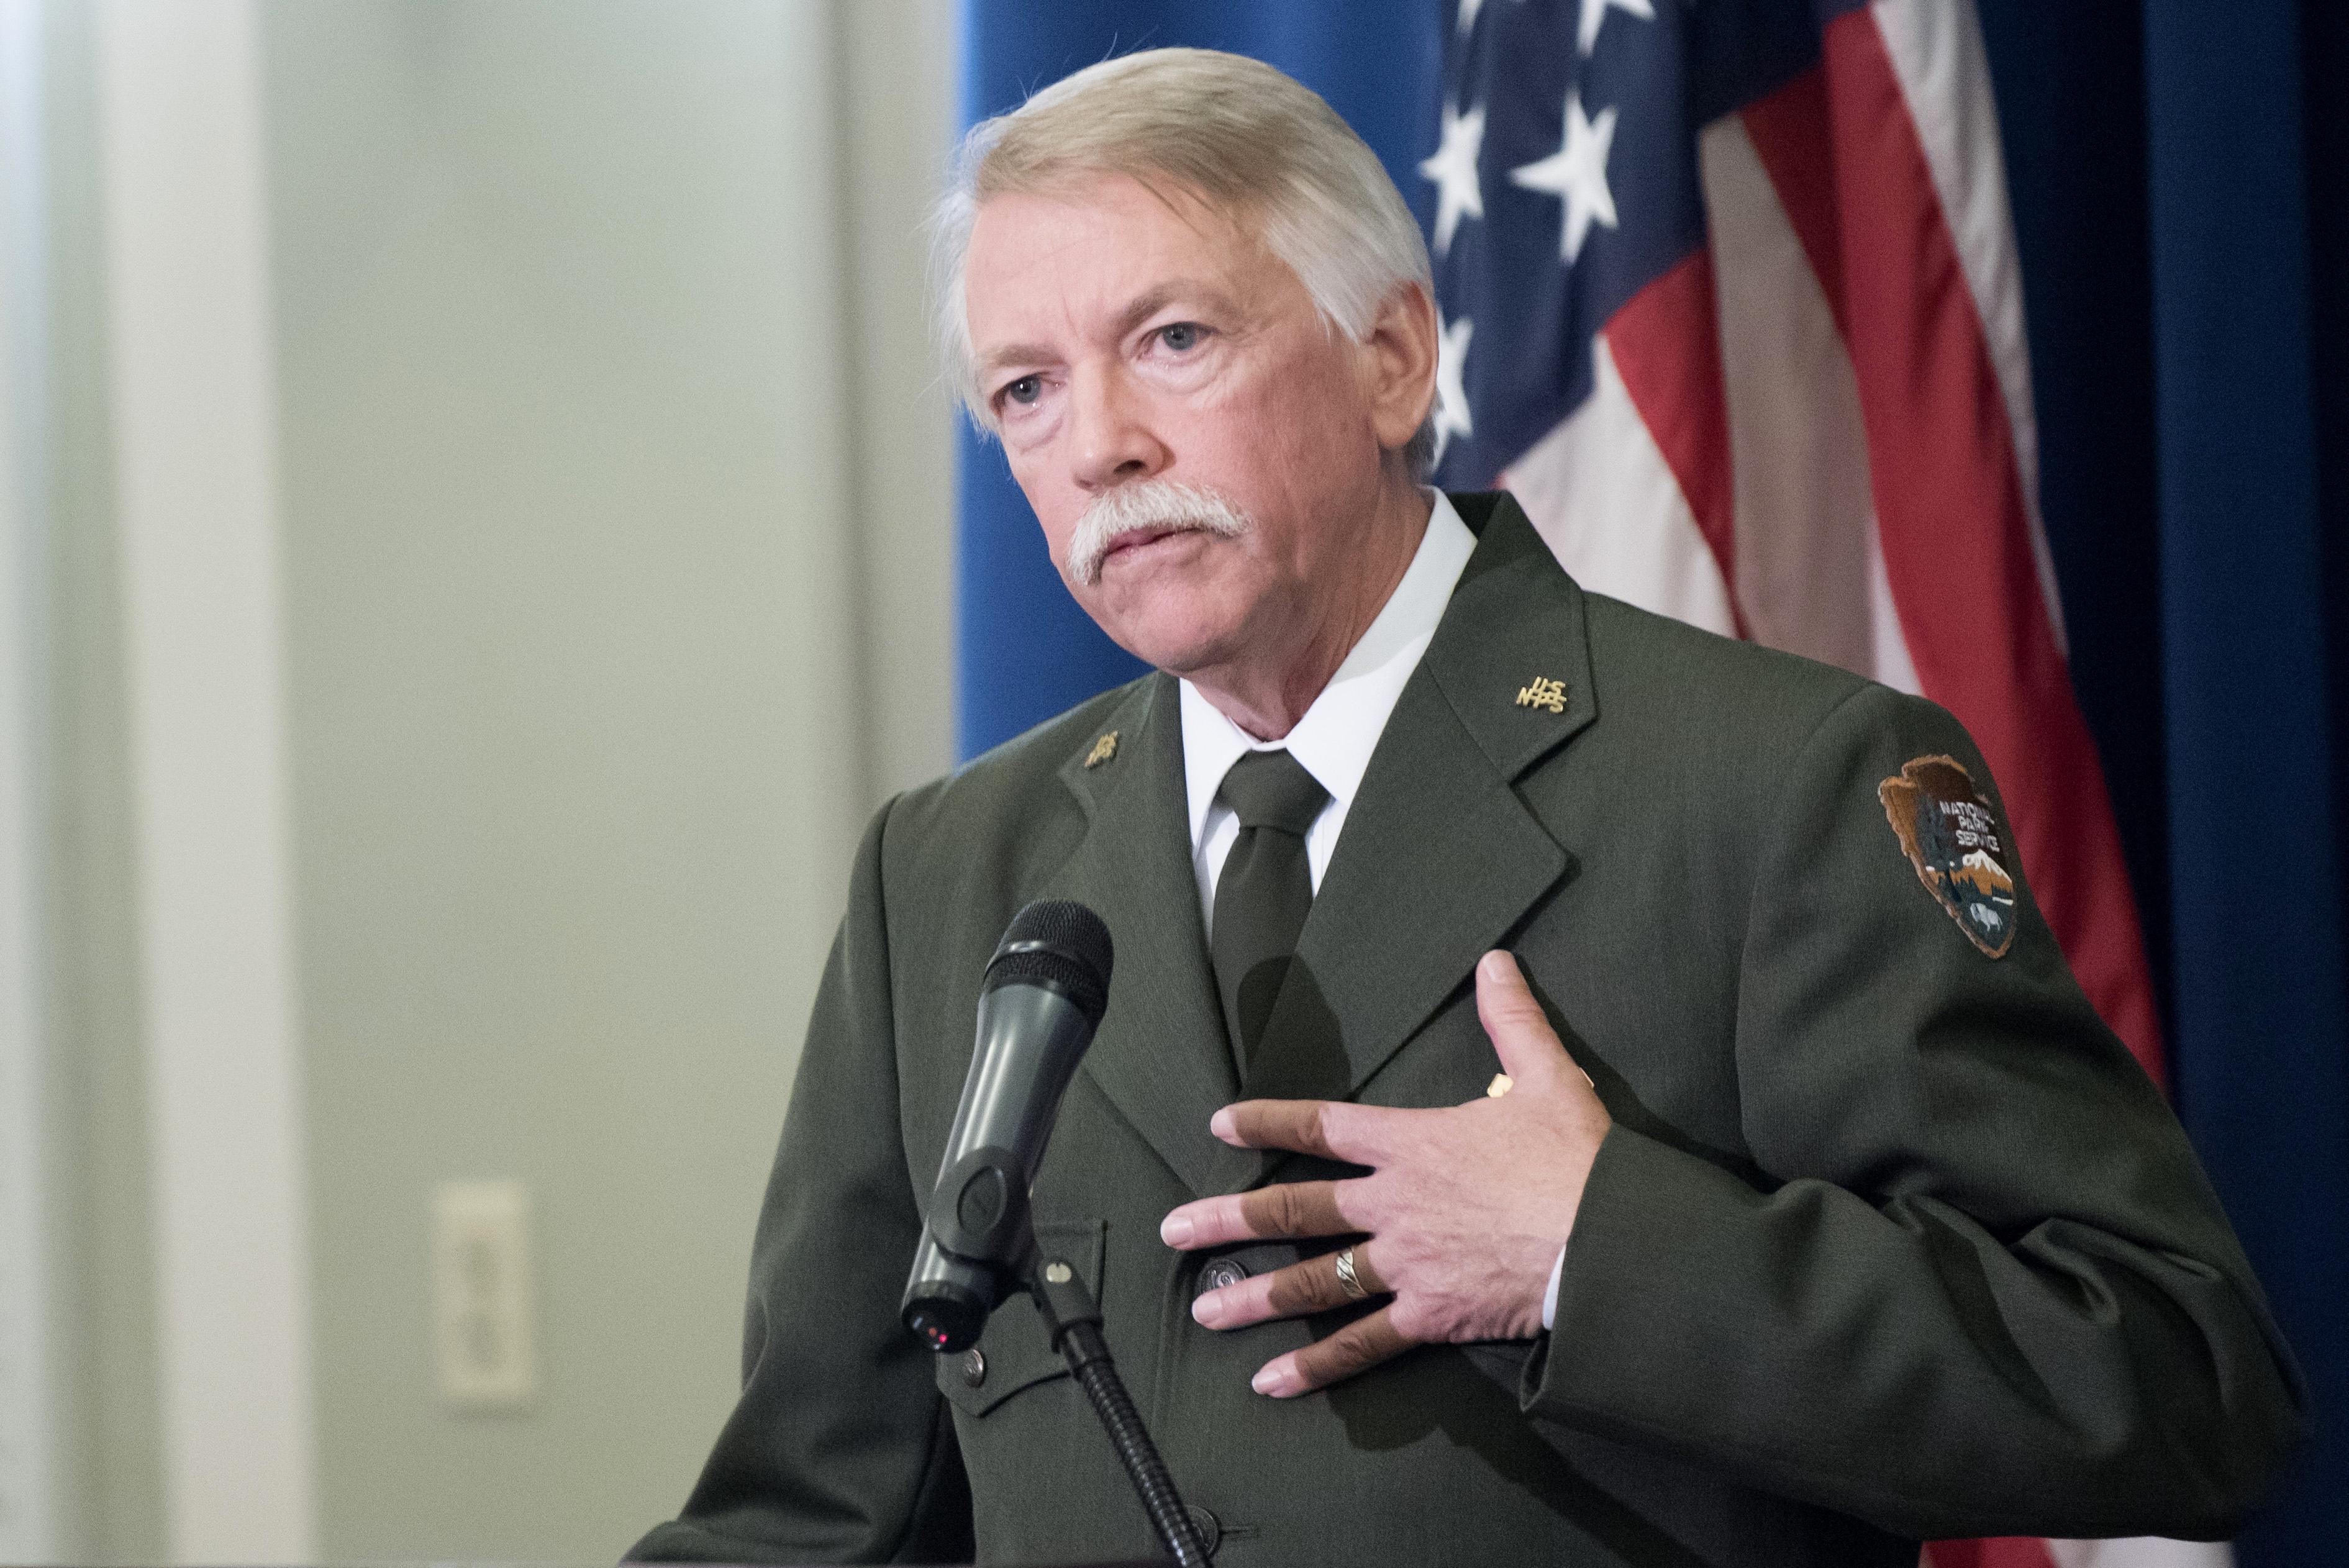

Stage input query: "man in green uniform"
[{"left": 631, "top": 47, "right": 2302, "bottom": 1566}]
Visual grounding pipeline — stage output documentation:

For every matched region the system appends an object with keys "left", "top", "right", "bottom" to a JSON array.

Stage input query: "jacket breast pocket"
[{"left": 934, "top": 1218, "right": 1107, "bottom": 1418}]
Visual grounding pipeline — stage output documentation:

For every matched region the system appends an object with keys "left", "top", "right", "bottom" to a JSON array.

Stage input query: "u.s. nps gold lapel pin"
[
  {"left": 1514, "top": 676, "right": 1568, "bottom": 713},
  {"left": 1083, "top": 730, "right": 1119, "bottom": 769}
]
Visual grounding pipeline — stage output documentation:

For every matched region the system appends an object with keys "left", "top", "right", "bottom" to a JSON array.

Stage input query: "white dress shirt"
[
  {"left": 1179, "top": 491, "right": 1476, "bottom": 928},
  {"left": 1175, "top": 492, "right": 1574, "bottom": 1331}
]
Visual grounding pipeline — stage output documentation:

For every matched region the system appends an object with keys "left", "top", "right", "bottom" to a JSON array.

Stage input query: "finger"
[
  {"left": 1474, "top": 951, "right": 1574, "bottom": 1089},
  {"left": 1211, "top": 1098, "right": 1399, "bottom": 1163},
  {"left": 1160, "top": 1179, "right": 1352, "bottom": 1249},
  {"left": 1191, "top": 1242, "right": 1387, "bottom": 1330},
  {"left": 1251, "top": 1305, "right": 1416, "bottom": 1398}
]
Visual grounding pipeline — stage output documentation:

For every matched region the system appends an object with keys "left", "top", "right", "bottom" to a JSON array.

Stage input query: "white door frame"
[
  {"left": 0, "top": 0, "right": 59, "bottom": 1557},
  {"left": 94, "top": 1, "right": 318, "bottom": 1558}
]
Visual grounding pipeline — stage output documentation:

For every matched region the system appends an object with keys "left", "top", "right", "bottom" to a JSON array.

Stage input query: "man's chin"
[
  {"left": 1081, "top": 597, "right": 1243, "bottom": 679},
  {"left": 1067, "top": 535, "right": 1256, "bottom": 668}
]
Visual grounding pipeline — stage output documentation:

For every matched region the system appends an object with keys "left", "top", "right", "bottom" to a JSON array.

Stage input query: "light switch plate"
[{"left": 432, "top": 1179, "right": 537, "bottom": 1412}]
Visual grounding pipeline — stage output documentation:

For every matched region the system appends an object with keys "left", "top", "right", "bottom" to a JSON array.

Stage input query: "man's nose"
[{"left": 1068, "top": 369, "right": 1168, "bottom": 491}]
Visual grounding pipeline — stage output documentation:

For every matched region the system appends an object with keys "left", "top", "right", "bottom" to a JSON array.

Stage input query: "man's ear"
[{"left": 1364, "top": 281, "right": 1440, "bottom": 455}]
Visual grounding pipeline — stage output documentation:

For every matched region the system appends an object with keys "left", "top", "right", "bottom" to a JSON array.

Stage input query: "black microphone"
[{"left": 902, "top": 900, "right": 1114, "bottom": 1353}]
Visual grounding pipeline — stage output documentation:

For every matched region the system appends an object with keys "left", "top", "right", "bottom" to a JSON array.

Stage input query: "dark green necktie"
[{"left": 1211, "top": 749, "right": 1329, "bottom": 1072}]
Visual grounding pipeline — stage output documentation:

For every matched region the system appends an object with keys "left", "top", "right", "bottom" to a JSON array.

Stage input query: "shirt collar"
[{"left": 1179, "top": 491, "right": 1478, "bottom": 845}]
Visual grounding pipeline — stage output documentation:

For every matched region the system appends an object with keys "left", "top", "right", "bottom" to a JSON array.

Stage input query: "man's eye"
[
  {"left": 1000, "top": 374, "right": 1042, "bottom": 408},
  {"left": 1158, "top": 322, "right": 1206, "bottom": 352}
]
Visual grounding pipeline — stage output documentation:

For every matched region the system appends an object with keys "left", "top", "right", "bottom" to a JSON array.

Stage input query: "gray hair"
[{"left": 931, "top": 47, "right": 1437, "bottom": 477}]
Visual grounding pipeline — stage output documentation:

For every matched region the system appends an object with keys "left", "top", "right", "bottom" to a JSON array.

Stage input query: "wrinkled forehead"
[
  {"left": 963, "top": 171, "right": 1286, "bottom": 329},
  {"left": 978, "top": 156, "right": 1266, "bottom": 233},
  {"left": 974, "top": 168, "right": 1265, "bottom": 268}
]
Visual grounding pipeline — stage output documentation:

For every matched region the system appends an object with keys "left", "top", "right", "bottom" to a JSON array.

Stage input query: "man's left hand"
[{"left": 1159, "top": 949, "right": 1613, "bottom": 1397}]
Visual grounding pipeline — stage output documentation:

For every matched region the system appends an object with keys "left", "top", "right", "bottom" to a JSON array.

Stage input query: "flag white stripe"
[
  {"left": 1862, "top": 522, "right": 1922, "bottom": 696},
  {"left": 2048, "top": 1538, "right": 2234, "bottom": 1568},
  {"left": 1698, "top": 111, "right": 1920, "bottom": 694},
  {"left": 1499, "top": 334, "right": 1738, "bottom": 637}
]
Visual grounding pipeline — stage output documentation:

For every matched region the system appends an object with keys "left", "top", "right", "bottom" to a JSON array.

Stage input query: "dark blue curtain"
[
  {"left": 1979, "top": 6, "right": 2348, "bottom": 1561},
  {"left": 952, "top": 2, "right": 2349, "bottom": 1557}
]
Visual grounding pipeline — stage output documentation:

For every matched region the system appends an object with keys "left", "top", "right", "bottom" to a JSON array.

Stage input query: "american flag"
[{"left": 1422, "top": 3, "right": 2201, "bottom": 1566}]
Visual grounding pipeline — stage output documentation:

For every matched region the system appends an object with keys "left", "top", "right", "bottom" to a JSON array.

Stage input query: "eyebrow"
[
  {"left": 1113, "top": 280, "right": 1243, "bottom": 338},
  {"left": 975, "top": 279, "right": 1246, "bottom": 382}
]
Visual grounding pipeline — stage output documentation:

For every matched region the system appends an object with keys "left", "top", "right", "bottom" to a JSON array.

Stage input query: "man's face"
[{"left": 962, "top": 174, "right": 1401, "bottom": 677}]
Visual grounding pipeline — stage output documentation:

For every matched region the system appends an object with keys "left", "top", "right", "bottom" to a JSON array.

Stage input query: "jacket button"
[
  {"left": 1198, "top": 1258, "right": 1249, "bottom": 1296},
  {"left": 960, "top": 1348, "right": 986, "bottom": 1389},
  {"left": 1184, "top": 1503, "right": 1221, "bottom": 1557}
]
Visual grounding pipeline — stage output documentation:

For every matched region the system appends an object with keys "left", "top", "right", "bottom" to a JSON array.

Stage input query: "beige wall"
[{"left": 30, "top": 0, "right": 958, "bottom": 1558}]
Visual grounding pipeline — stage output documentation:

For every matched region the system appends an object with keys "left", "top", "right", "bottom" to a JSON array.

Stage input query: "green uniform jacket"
[{"left": 631, "top": 493, "right": 2304, "bottom": 1567}]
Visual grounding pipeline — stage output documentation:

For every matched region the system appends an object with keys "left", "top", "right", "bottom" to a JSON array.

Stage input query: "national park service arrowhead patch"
[{"left": 1878, "top": 755, "right": 2019, "bottom": 958}]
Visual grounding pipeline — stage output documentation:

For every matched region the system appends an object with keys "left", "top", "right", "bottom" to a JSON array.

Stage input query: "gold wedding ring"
[{"left": 1334, "top": 1246, "right": 1370, "bottom": 1301}]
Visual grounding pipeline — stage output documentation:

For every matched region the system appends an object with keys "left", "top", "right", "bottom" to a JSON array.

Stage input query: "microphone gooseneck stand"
[
  {"left": 1025, "top": 1249, "right": 1214, "bottom": 1568},
  {"left": 901, "top": 904, "right": 1206, "bottom": 1564},
  {"left": 904, "top": 1153, "right": 1210, "bottom": 1564}
]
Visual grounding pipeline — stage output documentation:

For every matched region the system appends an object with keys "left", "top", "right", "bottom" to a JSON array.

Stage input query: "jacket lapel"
[
  {"left": 1247, "top": 492, "right": 1598, "bottom": 1110},
  {"left": 1047, "top": 673, "right": 1242, "bottom": 1197},
  {"left": 1040, "top": 494, "right": 1599, "bottom": 1195}
]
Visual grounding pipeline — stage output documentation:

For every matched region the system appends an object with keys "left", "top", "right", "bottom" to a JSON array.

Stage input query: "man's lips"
[{"left": 1102, "top": 524, "right": 1202, "bottom": 563}]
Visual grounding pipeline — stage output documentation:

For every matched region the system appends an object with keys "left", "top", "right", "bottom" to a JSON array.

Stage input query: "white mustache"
[{"left": 1064, "top": 481, "right": 1253, "bottom": 587}]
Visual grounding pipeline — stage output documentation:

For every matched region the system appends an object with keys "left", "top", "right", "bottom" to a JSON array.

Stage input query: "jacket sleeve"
[
  {"left": 628, "top": 801, "right": 975, "bottom": 1564},
  {"left": 1523, "top": 682, "right": 2307, "bottom": 1541}
]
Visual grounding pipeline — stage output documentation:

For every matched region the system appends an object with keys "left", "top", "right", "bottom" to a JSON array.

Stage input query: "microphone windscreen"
[{"left": 982, "top": 900, "right": 1113, "bottom": 1026}]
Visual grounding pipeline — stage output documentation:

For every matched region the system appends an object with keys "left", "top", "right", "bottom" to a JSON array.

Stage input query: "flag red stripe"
[
  {"left": 1740, "top": 19, "right": 2165, "bottom": 1083},
  {"left": 1605, "top": 249, "right": 1742, "bottom": 630},
  {"left": 1924, "top": 1536, "right": 2065, "bottom": 1568}
]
